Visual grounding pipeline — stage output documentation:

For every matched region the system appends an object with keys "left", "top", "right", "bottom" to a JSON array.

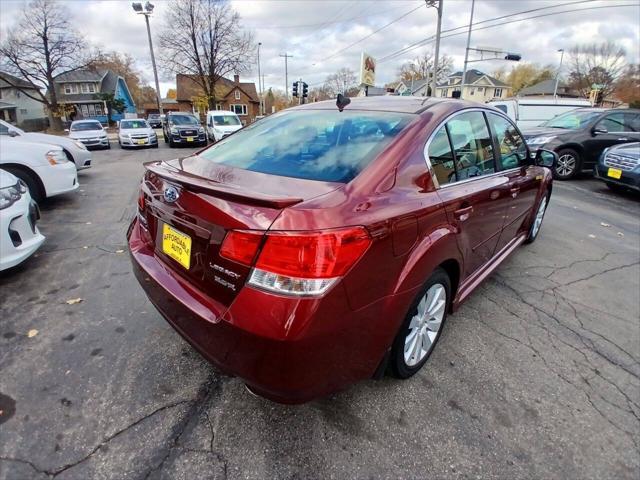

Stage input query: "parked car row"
[
  {"left": 521, "top": 107, "right": 640, "bottom": 184},
  {"left": 0, "top": 134, "right": 82, "bottom": 271}
]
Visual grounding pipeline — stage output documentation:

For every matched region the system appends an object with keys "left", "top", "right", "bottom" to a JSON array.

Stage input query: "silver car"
[
  {"left": 68, "top": 120, "right": 110, "bottom": 150},
  {"left": 0, "top": 119, "right": 92, "bottom": 170},
  {"left": 118, "top": 118, "right": 158, "bottom": 148}
]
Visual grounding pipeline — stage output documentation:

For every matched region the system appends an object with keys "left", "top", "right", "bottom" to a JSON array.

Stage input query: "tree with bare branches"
[
  {"left": 0, "top": 0, "right": 98, "bottom": 131},
  {"left": 398, "top": 52, "right": 453, "bottom": 85},
  {"left": 567, "top": 42, "right": 626, "bottom": 99},
  {"left": 323, "top": 68, "right": 358, "bottom": 97},
  {"left": 158, "top": 0, "right": 255, "bottom": 110}
]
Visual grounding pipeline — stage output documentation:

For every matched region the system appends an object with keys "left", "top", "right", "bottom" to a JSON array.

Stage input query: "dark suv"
[
  {"left": 522, "top": 108, "right": 640, "bottom": 180},
  {"left": 162, "top": 112, "right": 207, "bottom": 148}
]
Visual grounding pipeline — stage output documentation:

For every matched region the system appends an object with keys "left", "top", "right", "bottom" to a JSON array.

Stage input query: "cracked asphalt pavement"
[{"left": 1, "top": 142, "right": 639, "bottom": 479}]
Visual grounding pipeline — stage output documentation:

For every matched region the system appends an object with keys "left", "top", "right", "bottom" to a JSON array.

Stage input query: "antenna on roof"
[{"left": 336, "top": 94, "right": 350, "bottom": 112}]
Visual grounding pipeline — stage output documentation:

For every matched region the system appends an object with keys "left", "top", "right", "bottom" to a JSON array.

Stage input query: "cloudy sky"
[{"left": 1, "top": 0, "right": 639, "bottom": 97}]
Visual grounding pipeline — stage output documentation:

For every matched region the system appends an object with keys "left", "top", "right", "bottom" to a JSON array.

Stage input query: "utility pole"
[
  {"left": 553, "top": 49, "right": 565, "bottom": 98},
  {"left": 257, "top": 42, "right": 263, "bottom": 115},
  {"left": 460, "top": 0, "right": 475, "bottom": 99},
  {"left": 427, "top": 0, "right": 443, "bottom": 97},
  {"left": 279, "top": 53, "right": 293, "bottom": 99}
]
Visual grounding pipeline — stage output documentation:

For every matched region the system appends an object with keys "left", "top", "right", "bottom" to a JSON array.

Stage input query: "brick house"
[{"left": 176, "top": 74, "right": 260, "bottom": 125}]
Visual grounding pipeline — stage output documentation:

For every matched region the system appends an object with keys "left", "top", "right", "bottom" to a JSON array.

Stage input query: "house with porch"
[
  {"left": 0, "top": 72, "right": 47, "bottom": 130},
  {"left": 176, "top": 74, "right": 259, "bottom": 124},
  {"left": 54, "top": 69, "right": 136, "bottom": 124},
  {"left": 435, "top": 70, "right": 510, "bottom": 102}
]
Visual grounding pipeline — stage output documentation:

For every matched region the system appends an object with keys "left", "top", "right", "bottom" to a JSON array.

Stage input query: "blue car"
[{"left": 595, "top": 142, "right": 640, "bottom": 193}]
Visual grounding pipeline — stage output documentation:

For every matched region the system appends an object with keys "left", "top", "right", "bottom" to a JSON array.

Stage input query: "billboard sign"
[{"left": 359, "top": 52, "right": 376, "bottom": 87}]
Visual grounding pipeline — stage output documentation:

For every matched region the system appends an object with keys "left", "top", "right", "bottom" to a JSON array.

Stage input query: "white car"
[
  {"left": 67, "top": 120, "right": 110, "bottom": 150},
  {"left": 118, "top": 118, "right": 158, "bottom": 148},
  {"left": 0, "top": 138, "right": 79, "bottom": 202},
  {"left": 205, "top": 110, "right": 243, "bottom": 142},
  {"left": 0, "top": 119, "right": 92, "bottom": 170},
  {"left": 0, "top": 169, "right": 45, "bottom": 271}
]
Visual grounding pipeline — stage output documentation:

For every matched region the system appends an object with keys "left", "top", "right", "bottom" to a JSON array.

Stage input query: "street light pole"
[
  {"left": 428, "top": 0, "right": 443, "bottom": 97},
  {"left": 553, "top": 48, "right": 565, "bottom": 98},
  {"left": 257, "top": 42, "right": 263, "bottom": 115},
  {"left": 133, "top": 2, "right": 163, "bottom": 115},
  {"left": 460, "top": 0, "right": 475, "bottom": 99}
]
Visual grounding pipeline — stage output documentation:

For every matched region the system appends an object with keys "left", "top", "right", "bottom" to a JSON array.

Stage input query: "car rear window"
[
  {"left": 71, "top": 121, "right": 102, "bottom": 131},
  {"left": 197, "top": 110, "right": 414, "bottom": 183}
]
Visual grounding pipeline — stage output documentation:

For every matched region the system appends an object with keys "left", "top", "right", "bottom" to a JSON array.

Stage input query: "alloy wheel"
[
  {"left": 531, "top": 196, "right": 547, "bottom": 238},
  {"left": 404, "top": 283, "right": 446, "bottom": 367},
  {"left": 556, "top": 154, "right": 576, "bottom": 177}
]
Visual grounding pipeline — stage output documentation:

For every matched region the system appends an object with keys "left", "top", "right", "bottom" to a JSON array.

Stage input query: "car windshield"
[
  {"left": 197, "top": 110, "right": 414, "bottom": 183},
  {"left": 541, "top": 110, "right": 601, "bottom": 129},
  {"left": 71, "top": 122, "right": 102, "bottom": 131},
  {"left": 170, "top": 115, "right": 199, "bottom": 125},
  {"left": 120, "top": 120, "right": 148, "bottom": 129},
  {"left": 213, "top": 115, "right": 241, "bottom": 126}
]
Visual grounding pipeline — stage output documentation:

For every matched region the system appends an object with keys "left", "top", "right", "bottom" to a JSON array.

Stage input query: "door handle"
[
  {"left": 454, "top": 205, "right": 473, "bottom": 221},
  {"left": 617, "top": 137, "right": 628, "bottom": 141},
  {"left": 510, "top": 186, "right": 520, "bottom": 198}
]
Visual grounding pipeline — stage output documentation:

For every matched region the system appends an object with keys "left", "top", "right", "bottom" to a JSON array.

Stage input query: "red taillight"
[
  {"left": 220, "top": 227, "right": 371, "bottom": 279},
  {"left": 256, "top": 228, "right": 371, "bottom": 278},
  {"left": 220, "top": 230, "right": 263, "bottom": 265}
]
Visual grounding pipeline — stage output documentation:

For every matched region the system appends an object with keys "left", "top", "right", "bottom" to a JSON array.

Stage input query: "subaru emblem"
[{"left": 163, "top": 185, "right": 179, "bottom": 203}]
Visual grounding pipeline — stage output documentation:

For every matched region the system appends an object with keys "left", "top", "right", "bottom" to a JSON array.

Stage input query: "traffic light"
[
  {"left": 504, "top": 53, "right": 521, "bottom": 61},
  {"left": 292, "top": 82, "right": 298, "bottom": 97},
  {"left": 302, "top": 82, "right": 308, "bottom": 98}
]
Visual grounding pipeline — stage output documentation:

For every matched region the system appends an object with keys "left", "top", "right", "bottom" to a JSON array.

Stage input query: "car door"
[
  {"left": 583, "top": 112, "right": 638, "bottom": 167},
  {"left": 428, "top": 110, "right": 508, "bottom": 278},
  {"left": 485, "top": 112, "right": 541, "bottom": 252}
]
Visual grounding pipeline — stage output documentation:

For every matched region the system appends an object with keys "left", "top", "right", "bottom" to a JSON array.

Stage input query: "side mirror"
[
  {"left": 8, "top": 130, "right": 19, "bottom": 137},
  {"left": 592, "top": 125, "right": 608, "bottom": 135},
  {"left": 535, "top": 149, "right": 557, "bottom": 168}
]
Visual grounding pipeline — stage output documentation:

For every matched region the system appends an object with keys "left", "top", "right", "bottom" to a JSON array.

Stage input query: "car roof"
[
  {"left": 208, "top": 110, "right": 238, "bottom": 116},
  {"left": 294, "top": 96, "right": 483, "bottom": 114},
  {"left": 72, "top": 119, "right": 101, "bottom": 124},
  {"left": 121, "top": 118, "right": 147, "bottom": 122}
]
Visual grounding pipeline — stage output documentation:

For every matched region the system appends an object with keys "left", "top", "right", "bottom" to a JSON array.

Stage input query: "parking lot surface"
[{"left": 1, "top": 141, "right": 639, "bottom": 480}]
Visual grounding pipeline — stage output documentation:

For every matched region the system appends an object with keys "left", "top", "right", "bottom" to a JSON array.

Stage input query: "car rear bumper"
[
  {"left": 128, "top": 218, "right": 411, "bottom": 403},
  {"left": 594, "top": 163, "right": 640, "bottom": 191}
]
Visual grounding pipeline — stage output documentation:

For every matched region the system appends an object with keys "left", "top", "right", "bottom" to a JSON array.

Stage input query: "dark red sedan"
[{"left": 128, "top": 97, "right": 555, "bottom": 403}]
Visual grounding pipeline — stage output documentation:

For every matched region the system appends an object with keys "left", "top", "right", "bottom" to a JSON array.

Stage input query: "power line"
[
  {"left": 318, "top": 3, "right": 425, "bottom": 62},
  {"left": 377, "top": 0, "right": 600, "bottom": 63},
  {"left": 248, "top": 1, "right": 420, "bottom": 30}
]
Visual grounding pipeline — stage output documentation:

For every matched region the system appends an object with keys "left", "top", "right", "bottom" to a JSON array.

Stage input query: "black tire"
[
  {"left": 553, "top": 148, "right": 580, "bottom": 180},
  {"left": 389, "top": 268, "right": 451, "bottom": 379},
  {"left": 153, "top": 143, "right": 159, "bottom": 149},
  {"left": 525, "top": 191, "right": 550, "bottom": 244},
  {"left": 4, "top": 167, "right": 44, "bottom": 203},
  {"left": 163, "top": 133, "right": 168, "bottom": 143},
  {"left": 106, "top": 142, "right": 111, "bottom": 150},
  {"left": 169, "top": 139, "right": 176, "bottom": 148}
]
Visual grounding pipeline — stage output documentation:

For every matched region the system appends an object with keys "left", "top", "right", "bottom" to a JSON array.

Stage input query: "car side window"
[
  {"left": 486, "top": 113, "right": 527, "bottom": 170},
  {"left": 446, "top": 111, "right": 496, "bottom": 181},
  {"left": 599, "top": 113, "right": 626, "bottom": 132},
  {"left": 0, "top": 123, "right": 8, "bottom": 135},
  {"left": 427, "top": 126, "right": 456, "bottom": 185},
  {"left": 625, "top": 113, "right": 640, "bottom": 132}
]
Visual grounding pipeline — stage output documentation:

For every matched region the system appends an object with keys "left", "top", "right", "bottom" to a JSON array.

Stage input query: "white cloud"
[{"left": 1, "top": 0, "right": 638, "bottom": 96}]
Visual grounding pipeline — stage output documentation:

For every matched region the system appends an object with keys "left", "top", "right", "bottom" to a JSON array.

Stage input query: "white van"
[
  {"left": 205, "top": 110, "right": 243, "bottom": 142},
  {"left": 487, "top": 97, "right": 592, "bottom": 129}
]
